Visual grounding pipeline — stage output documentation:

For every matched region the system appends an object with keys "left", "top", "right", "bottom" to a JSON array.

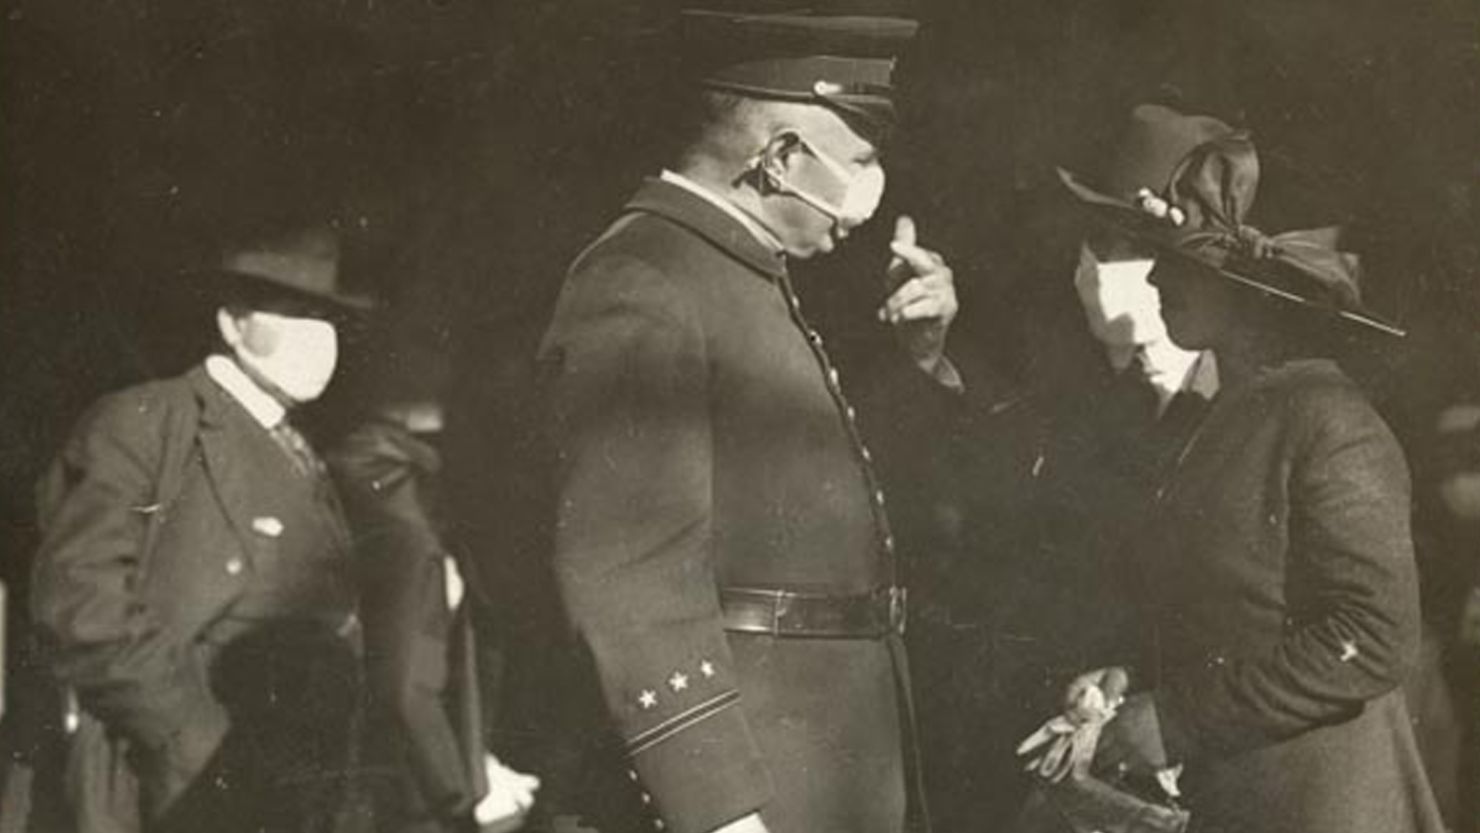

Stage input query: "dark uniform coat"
[
  {"left": 539, "top": 178, "right": 941, "bottom": 833},
  {"left": 31, "top": 365, "right": 360, "bottom": 831},
  {"left": 1132, "top": 359, "right": 1443, "bottom": 833}
]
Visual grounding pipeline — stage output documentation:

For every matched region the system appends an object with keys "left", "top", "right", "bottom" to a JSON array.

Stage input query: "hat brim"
[
  {"left": 196, "top": 268, "right": 375, "bottom": 315},
  {"left": 1055, "top": 167, "right": 1405, "bottom": 338}
]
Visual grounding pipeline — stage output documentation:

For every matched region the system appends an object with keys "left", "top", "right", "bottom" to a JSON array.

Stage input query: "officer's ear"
[{"left": 751, "top": 129, "right": 806, "bottom": 192}]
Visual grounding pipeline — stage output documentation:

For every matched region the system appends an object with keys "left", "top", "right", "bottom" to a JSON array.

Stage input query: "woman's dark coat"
[{"left": 1132, "top": 358, "right": 1443, "bottom": 833}]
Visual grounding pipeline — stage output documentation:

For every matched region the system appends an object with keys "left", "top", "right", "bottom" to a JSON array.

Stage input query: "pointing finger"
[
  {"left": 889, "top": 241, "right": 944, "bottom": 275},
  {"left": 893, "top": 214, "right": 917, "bottom": 248}
]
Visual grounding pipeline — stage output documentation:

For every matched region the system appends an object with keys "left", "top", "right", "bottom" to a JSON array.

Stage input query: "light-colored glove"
[{"left": 1016, "top": 679, "right": 1120, "bottom": 782}]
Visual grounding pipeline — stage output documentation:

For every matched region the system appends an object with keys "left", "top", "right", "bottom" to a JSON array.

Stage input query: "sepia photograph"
[{"left": 1, "top": 2, "right": 1477, "bottom": 832}]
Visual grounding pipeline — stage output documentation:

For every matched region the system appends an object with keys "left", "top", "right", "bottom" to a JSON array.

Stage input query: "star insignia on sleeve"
[
  {"left": 1338, "top": 640, "right": 1359, "bottom": 662},
  {"left": 638, "top": 690, "right": 658, "bottom": 710},
  {"left": 668, "top": 672, "right": 689, "bottom": 692},
  {"left": 699, "top": 660, "right": 716, "bottom": 679}
]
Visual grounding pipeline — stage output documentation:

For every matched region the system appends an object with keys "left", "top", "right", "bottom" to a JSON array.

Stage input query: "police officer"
[{"left": 537, "top": 8, "right": 959, "bottom": 833}]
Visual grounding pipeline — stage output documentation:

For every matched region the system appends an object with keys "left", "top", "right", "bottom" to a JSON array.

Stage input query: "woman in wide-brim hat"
[{"left": 1053, "top": 121, "right": 1446, "bottom": 833}]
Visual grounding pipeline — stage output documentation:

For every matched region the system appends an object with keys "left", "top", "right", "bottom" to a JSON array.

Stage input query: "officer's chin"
[
  {"left": 787, "top": 230, "right": 834, "bottom": 259},
  {"left": 823, "top": 221, "right": 860, "bottom": 251}
]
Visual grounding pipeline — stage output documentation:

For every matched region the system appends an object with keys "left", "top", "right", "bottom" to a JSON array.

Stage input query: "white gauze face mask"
[
  {"left": 1072, "top": 244, "right": 1205, "bottom": 401},
  {"left": 769, "top": 135, "right": 886, "bottom": 227},
  {"left": 1073, "top": 243, "right": 1168, "bottom": 348},
  {"left": 232, "top": 312, "right": 340, "bottom": 404}
]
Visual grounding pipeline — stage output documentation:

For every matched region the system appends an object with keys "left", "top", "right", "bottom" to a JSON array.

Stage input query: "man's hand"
[
  {"left": 878, "top": 215, "right": 957, "bottom": 377},
  {"left": 713, "top": 813, "right": 770, "bottom": 833}
]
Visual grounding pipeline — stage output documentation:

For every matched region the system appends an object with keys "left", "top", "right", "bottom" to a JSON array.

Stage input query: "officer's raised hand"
[{"left": 878, "top": 215, "right": 959, "bottom": 384}]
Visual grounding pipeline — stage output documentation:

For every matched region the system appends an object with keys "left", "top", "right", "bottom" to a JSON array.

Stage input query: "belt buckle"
[{"left": 888, "top": 586, "right": 907, "bottom": 636}]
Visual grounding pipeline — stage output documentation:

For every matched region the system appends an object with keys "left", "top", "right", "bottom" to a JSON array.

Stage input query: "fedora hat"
[
  {"left": 204, "top": 225, "right": 373, "bottom": 314},
  {"left": 1059, "top": 105, "right": 1403, "bottom": 337}
]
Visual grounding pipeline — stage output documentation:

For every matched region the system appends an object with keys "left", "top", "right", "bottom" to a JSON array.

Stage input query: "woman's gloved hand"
[{"left": 1017, "top": 667, "right": 1129, "bottom": 782}]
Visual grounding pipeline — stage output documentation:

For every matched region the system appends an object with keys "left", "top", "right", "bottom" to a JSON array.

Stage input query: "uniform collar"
[
  {"left": 204, "top": 353, "right": 287, "bottom": 430},
  {"left": 659, "top": 170, "right": 785, "bottom": 254},
  {"left": 626, "top": 176, "right": 788, "bottom": 280}
]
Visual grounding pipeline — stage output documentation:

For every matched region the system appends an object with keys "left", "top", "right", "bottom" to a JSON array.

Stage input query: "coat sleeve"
[
  {"left": 1154, "top": 385, "right": 1420, "bottom": 761},
  {"left": 30, "top": 389, "right": 226, "bottom": 753},
  {"left": 542, "top": 255, "right": 772, "bottom": 833}
]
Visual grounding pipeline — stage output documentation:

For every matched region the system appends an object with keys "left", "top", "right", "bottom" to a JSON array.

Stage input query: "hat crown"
[
  {"left": 1156, "top": 133, "right": 1367, "bottom": 313},
  {"left": 682, "top": 6, "right": 918, "bottom": 143},
  {"left": 1164, "top": 132, "right": 1262, "bottom": 237},
  {"left": 214, "top": 225, "right": 371, "bottom": 311},
  {"left": 222, "top": 227, "right": 340, "bottom": 298},
  {"left": 1101, "top": 104, "right": 1235, "bottom": 200}
]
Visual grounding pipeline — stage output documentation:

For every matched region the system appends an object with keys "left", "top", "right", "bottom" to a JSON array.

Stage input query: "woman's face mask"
[
  {"left": 221, "top": 309, "right": 340, "bottom": 404},
  {"left": 1073, "top": 244, "right": 1209, "bottom": 403},
  {"left": 1073, "top": 243, "right": 1168, "bottom": 347}
]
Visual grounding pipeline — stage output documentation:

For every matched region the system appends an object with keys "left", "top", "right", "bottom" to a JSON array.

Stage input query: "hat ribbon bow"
[{"left": 1136, "top": 132, "right": 1361, "bottom": 306}]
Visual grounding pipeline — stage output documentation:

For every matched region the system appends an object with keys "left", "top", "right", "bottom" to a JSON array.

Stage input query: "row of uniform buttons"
[
  {"left": 626, "top": 769, "right": 666, "bottom": 830},
  {"left": 779, "top": 275, "right": 898, "bottom": 564}
]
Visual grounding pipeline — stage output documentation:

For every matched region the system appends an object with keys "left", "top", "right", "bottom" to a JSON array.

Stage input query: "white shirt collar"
[
  {"left": 205, "top": 354, "right": 287, "bottom": 429},
  {"left": 659, "top": 170, "right": 784, "bottom": 254},
  {"left": 1186, "top": 350, "right": 1221, "bottom": 400}
]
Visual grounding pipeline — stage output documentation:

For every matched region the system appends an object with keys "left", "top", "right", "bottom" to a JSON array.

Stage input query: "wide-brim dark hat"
[
  {"left": 681, "top": 4, "right": 919, "bottom": 144},
  {"left": 1058, "top": 105, "right": 1404, "bottom": 337},
  {"left": 198, "top": 225, "right": 373, "bottom": 315}
]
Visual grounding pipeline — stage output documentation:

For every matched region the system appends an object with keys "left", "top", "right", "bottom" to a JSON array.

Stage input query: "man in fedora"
[
  {"left": 536, "top": 8, "right": 960, "bottom": 833},
  {"left": 31, "top": 221, "right": 371, "bottom": 833}
]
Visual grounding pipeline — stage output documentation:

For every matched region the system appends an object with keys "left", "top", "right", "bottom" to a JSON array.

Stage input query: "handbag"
[
  {"left": 1013, "top": 695, "right": 1189, "bottom": 833},
  {"left": 1012, "top": 770, "right": 1190, "bottom": 833}
]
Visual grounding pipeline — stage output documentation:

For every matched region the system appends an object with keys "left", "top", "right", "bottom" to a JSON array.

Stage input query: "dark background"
[{"left": 2, "top": 0, "right": 1478, "bottom": 817}]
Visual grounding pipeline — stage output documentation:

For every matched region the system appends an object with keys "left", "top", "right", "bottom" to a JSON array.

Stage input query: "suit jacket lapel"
[{"left": 191, "top": 367, "right": 274, "bottom": 556}]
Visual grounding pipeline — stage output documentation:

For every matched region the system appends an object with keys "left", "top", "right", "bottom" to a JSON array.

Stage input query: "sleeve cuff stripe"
[{"left": 626, "top": 689, "right": 741, "bottom": 756}]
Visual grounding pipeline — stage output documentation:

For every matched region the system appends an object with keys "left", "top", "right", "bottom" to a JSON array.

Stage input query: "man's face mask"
[
  {"left": 224, "top": 310, "right": 340, "bottom": 404},
  {"left": 762, "top": 133, "right": 886, "bottom": 229}
]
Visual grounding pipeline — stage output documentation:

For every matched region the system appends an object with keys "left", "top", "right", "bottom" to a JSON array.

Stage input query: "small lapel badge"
[{"left": 251, "top": 516, "right": 285, "bottom": 538}]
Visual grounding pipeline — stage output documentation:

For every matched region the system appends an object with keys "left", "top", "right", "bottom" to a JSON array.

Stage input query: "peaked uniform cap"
[{"left": 681, "top": 5, "right": 919, "bottom": 142}]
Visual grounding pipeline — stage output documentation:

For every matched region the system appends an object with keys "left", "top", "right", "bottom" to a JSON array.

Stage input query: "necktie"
[{"left": 272, "top": 420, "right": 327, "bottom": 480}]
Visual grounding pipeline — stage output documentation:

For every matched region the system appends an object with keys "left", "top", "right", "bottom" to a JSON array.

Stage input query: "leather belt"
[{"left": 719, "top": 586, "right": 907, "bottom": 639}]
